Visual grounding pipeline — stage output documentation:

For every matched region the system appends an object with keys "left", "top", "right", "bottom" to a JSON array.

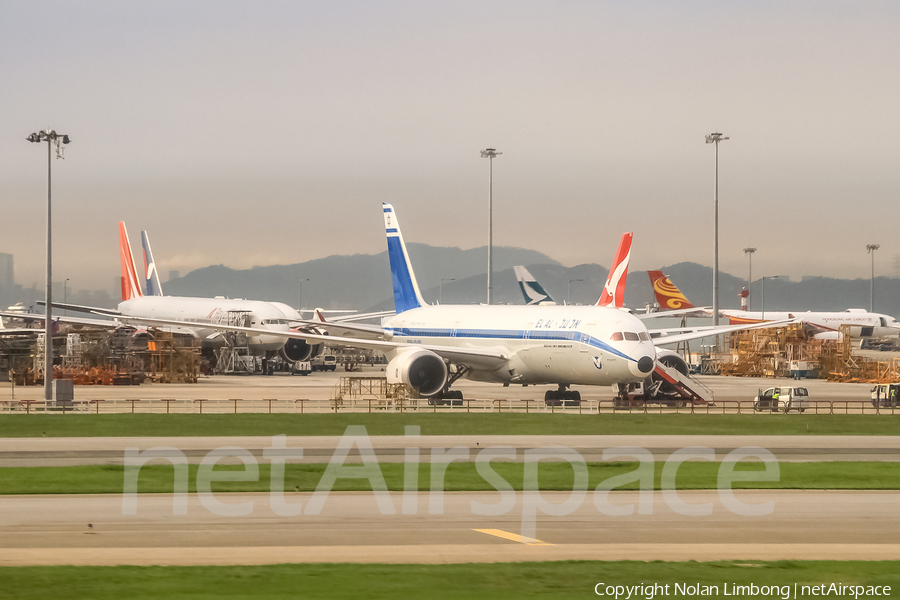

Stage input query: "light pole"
[
  {"left": 439, "top": 278, "right": 455, "bottom": 304},
  {"left": 867, "top": 244, "right": 880, "bottom": 312},
  {"left": 706, "top": 132, "right": 729, "bottom": 330},
  {"left": 480, "top": 148, "right": 501, "bottom": 304},
  {"left": 27, "top": 129, "right": 71, "bottom": 402},
  {"left": 761, "top": 275, "right": 782, "bottom": 320},
  {"left": 64, "top": 278, "right": 69, "bottom": 317},
  {"left": 743, "top": 247, "right": 756, "bottom": 310},
  {"left": 568, "top": 278, "right": 583, "bottom": 304},
  {"left": 298, "top": 278, "right": 309, "bottom": 312}
]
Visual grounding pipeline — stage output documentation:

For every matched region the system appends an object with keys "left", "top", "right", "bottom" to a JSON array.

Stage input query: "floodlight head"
[
  {"left": 743, "top": 247, "right": 757, "bottom": 254},
  {"left": 480, "top": 148, "right": 501, "bottom": 158},
  {"left": 867, "top": 244, "right": 880, "bottom": 253},
  {"left": 61, "top": 135, "right": 70, "bottom": 144},
  {"left": 26, "top": 133, "right": 40, "bottom": 143},
  {"left": 705, "top": 132, "right": 729, "bottom": 144}
]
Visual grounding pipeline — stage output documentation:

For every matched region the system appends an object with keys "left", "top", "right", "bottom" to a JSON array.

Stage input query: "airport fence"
[{"left": 0, "top": 398, "right": 897, "bottom": 415}]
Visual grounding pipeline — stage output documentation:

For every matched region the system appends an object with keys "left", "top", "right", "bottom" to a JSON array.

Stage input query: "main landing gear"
[
  {"left": 544, "top": 384, "right": 581, "bottom": 406},
  {"left": 427, "top": 389, "right": 464, "bottom": 406},
  {"left": 427, "top": 365, "right": 467, "bottom": 406}
]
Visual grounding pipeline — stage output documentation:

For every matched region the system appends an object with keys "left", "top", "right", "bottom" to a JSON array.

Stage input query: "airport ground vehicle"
[
  {"left": 754, "top": 386, "right": 810, "bottom": 412},
  {"left": 870, "top": 384, "right": 900, "bottom": 408},
  {"left": 311, "top": 354, "right": 337, "bottom": 372},
  {"left": 292, "top": 361, "right": 312, "bottom": 376}
]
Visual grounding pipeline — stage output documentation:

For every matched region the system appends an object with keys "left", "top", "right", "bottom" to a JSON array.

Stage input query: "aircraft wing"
[
  {"left": 0, "top": 325, "right": 45, "bottom": 335},
  {"left": 117, "top": 315, "right": 510, "bottom": 370},
  {"left": 0, "top": 310, "right": 120, "bottom": 329},
  {"left": 637, "top": 306, "right": 712, "bottom": 320},
  {"left": 652, "top": 318, "right": 797, "bottom": 347},
  {"left": 322, "top": 310, "right": 395, "bottom": 323},
  {"left": 38, "top": 301, "right": 122, "bottom": 317},
  {"left": 291, "top": 319, "right": 387, "bottom": 340}
]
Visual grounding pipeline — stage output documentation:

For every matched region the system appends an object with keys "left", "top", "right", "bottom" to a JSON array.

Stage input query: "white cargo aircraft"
[
  {"left": 121, "top": 204, "right": 791, "bottom": 402},
  {"left": 35, "top": 223, "right": 326, "bottom": 363}
]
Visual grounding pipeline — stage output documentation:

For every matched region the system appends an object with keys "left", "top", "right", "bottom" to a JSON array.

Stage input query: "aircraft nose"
[{"left": 637, "top": 356, "right": 654, "bottom": 374}]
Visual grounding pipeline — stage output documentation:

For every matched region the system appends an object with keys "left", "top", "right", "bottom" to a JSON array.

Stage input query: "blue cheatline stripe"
[
  {"left": 386, "top": 228, "right": 398, "bottom": 233},
  {"left": 384, "top": 207, "right": 392, "bottom": 213},
  {"left": 386, "top": 236, "right": 422, "bottom": 314},
  {"left": 384, "top": 327, "right": 636, "bottom": 362}
]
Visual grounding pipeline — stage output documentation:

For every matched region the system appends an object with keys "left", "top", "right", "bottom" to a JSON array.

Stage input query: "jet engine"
[
  {"left": 386, "top": 348, "right": 448, "bottom": 397},
  {"left": 655, "top": 348, "right": 689, "bottom": 375},
  {"left": 279, "top": 333, "right": 324, "bottom": 363},
  {"left": 648, "top": 348, "right": 689, "bottom": 397}
]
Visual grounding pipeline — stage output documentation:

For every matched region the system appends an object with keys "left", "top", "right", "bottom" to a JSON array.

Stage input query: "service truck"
[{"left": 753, "top": 386, "right": 810, "bottom": 412}]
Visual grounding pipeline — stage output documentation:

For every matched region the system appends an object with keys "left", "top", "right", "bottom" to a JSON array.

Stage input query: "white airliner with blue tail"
[{"left": 115, "top": 203, "right": 793, "bottom": 403}]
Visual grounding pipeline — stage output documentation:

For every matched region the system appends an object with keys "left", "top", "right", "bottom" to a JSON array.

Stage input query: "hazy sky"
[{"left": 2, "top": 1, "right": 899, "bottom": 293}]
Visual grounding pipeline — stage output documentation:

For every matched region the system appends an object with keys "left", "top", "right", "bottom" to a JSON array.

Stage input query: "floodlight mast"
[
  {"left": 743, "top": 247, "right": 757, "bottom": 310},
  {"left": 867, "top": 244, "right": 880, "bottom": 312},
  {"left": 26, "top": 129, "right": 71, "bottom": 402},
  {"left": 480, "top": 148, "right": 501, "bottom": 304},
  {"left": 705, "top": 132, "right": 729, "bottom": 332},
  {"left": 761, "top": 275, "right": 782, "bottom": 320}
]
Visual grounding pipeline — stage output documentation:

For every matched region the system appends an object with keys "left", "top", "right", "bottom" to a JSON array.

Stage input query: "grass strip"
[
  {"left": 1, "top": 461, "right": 898, "bottom": 495},
  {"left": 1, "top": 561, "right": 899, "bottom": 599},
  {"left": 1, "top": 413, "right": 899, "bottom": 437}
]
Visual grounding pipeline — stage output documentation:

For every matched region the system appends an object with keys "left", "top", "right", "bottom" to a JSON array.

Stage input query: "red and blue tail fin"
[
  {"left": 597, "top": 232, "right": 633, "bottom": 308},
  {"left": 119, "top": 222, "right": 143, "bottom": 301}
]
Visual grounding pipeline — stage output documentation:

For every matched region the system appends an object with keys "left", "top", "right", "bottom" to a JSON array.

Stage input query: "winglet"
[
  {"left": 648, "top": 270, "right": 695, "bottom": 310},
  {"left": 597, "top": 232, "right": 633, "bottom": 307},
  {"left": 513, "top": 266, "right": 556, "bottom": 305},
  {"left": 383, "top": 203, "right": 426, "bottom": 313},
  {"left": 141, "top": 230, "right": 163, "bottom": 297},
  {"left": 119, "top": 222, "right": 143, "bottom": 301}
]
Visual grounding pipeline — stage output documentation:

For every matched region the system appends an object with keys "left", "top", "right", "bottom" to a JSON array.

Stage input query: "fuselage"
[
  {"left": 382, "top": 304, "right": 657, "bottom": 386},
  {"left": 723, "top": 309, "right": 899, "bottom": 339},
  {"left": 118, "top": 296, "right": 294, "bottom": 352}
]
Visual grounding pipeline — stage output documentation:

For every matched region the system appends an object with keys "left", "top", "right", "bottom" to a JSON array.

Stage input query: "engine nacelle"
[
  {"left": 656, "top": 348, "right": 689, "bottom": 375},
  {"left": 386, "top": 348, "right": 448, "bottom": 397},
  {"left": 280, "top": 338, "right": 323, "bottom": 362}
]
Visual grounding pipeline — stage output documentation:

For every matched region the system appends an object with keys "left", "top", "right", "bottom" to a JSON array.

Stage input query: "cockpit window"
[
  {"left": 261, "top": 319, "right": 288, "bottom": 325},
  {"left": 639, "top": 332, "right": 650, "bottom": 341},
  {"left": 624, "top": 332, "right": 639, "bottom": 341},
  {"left": 610, "top": 332, "right": 624, "bottom": 341}
]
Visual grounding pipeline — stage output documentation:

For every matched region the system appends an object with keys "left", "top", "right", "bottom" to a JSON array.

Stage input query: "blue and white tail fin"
[
  {"left": 141, "top": 230, "right": 164, "bottom": 297},
  {"left": 513, "top": 266, "right": 556, "bottom": 305},
  {"left": 383, "top": 203, "right": 426, "bottom": 313}
]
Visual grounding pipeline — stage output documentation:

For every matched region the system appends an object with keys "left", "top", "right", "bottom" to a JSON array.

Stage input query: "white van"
[{"left": 753, "top": 387, "right": 810, "bottom": 413}]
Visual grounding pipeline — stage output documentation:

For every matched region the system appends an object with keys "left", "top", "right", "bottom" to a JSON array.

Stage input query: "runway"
[
  {"left": 1, "top": 491, "right": 899, "bottom": 565},
  {"left": 3, "top": 434, "right": 900, "bottom": 466}
]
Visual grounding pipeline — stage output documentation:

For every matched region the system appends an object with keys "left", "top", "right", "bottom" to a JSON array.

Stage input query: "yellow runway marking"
[{"left": 473, "top": 529, "right": 553, "bottom": 546}]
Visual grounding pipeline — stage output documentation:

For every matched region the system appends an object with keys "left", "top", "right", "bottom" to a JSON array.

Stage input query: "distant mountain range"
[{"left": 163, "top": 244, "right": 900, "bottom": 317}]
